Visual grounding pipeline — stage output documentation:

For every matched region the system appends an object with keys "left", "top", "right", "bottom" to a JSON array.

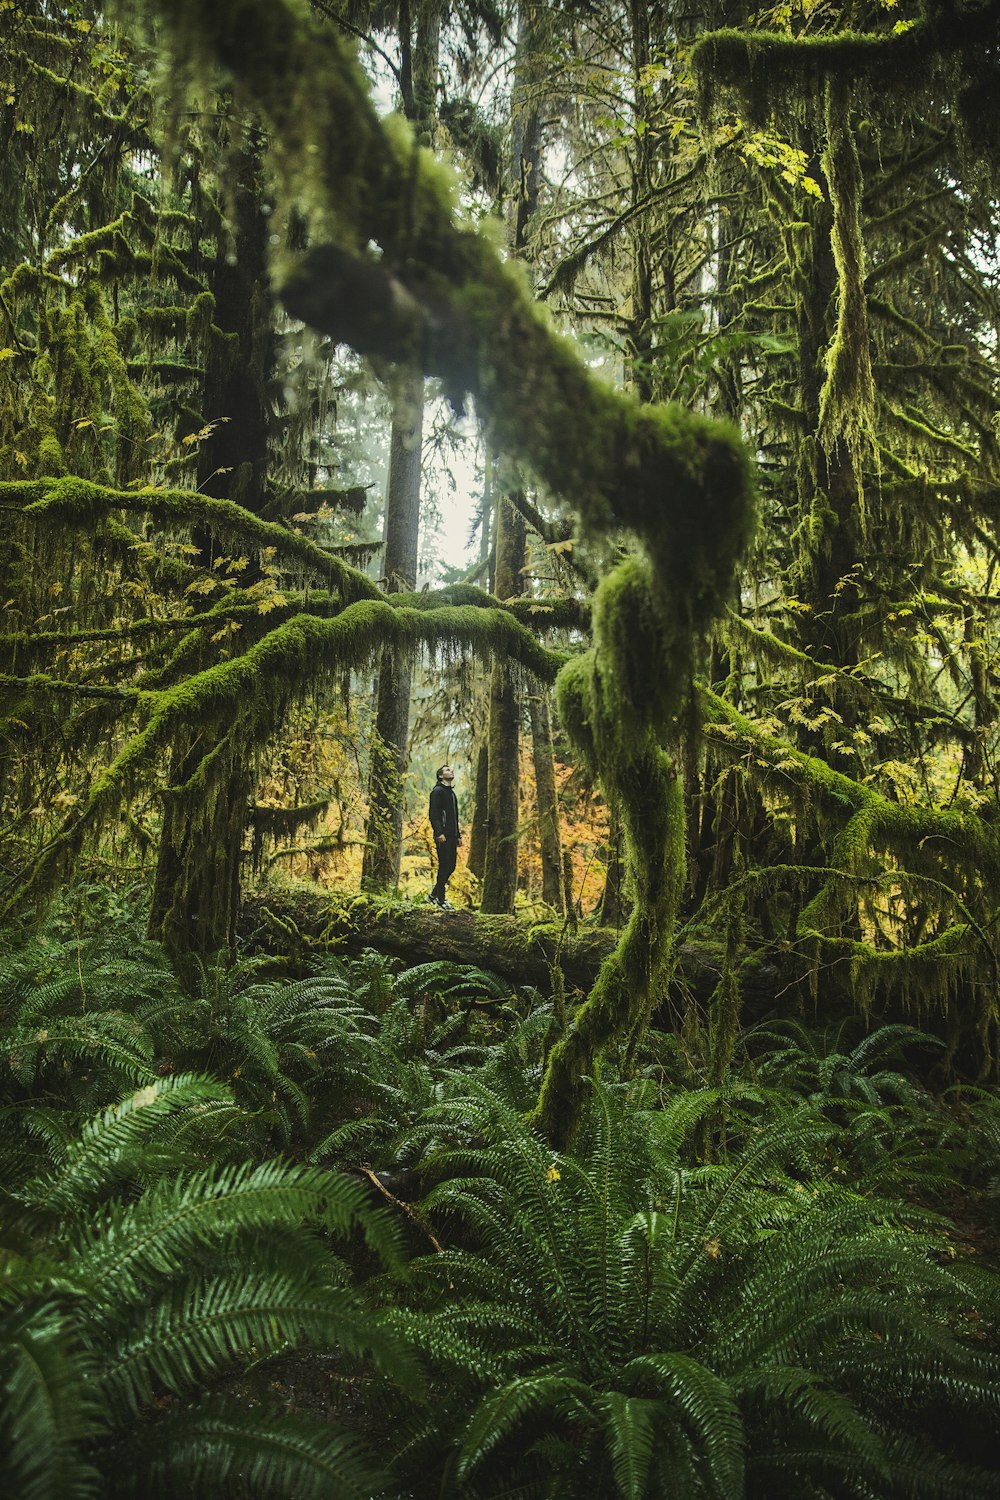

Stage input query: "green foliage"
[
  {"left": 2, "top": 900, "right": 1000, "bottom": 1497},
  {"left": 388, "top": 1080, "right": 1000, "bottom": 1499}
]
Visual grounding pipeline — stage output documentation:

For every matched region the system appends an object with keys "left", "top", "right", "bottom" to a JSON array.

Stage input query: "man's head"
[{"left": 436, "top": 765, "right": 455, "bottom": 785}]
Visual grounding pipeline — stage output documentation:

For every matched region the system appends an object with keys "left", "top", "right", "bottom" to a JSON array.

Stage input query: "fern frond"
[
  {"left": 2, "top": 1013, "right": 154, "bottom": 1089},
  {"left": 739, "top": 1363, "right": 890, "bottom": 1476},
  {"left": 0, "top": 1298, "right": 103, "bottom": 1500},
  {"left": 20, "top": 1074, "right": 233, "bottom": 1211},
  {"left": 622, "top": 1352, "right": 744, "bottom": 1500},
  {"left": 103, "top": 1268, "right": 414, "bottom": 1415},
  {"left": 455, "top": 1372, "right": 595, "bottom": 1481},
  {"left": 594, "top": 1390, "right": 659, "bottom": 1500},
  {"left": 116, "top": 1391, "right": 390, "bottom": 1500},
  {"left": 68, "top": 1157, "right": 401, "bottom": 1300}
]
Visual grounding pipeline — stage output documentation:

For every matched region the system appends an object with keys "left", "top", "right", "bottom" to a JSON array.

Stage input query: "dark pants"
[{"left": 432, "top": 838, "right": 458, "bottom": 901}]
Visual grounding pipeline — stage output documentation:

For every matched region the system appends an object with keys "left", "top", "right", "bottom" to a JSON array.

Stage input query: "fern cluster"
[
  {"left": 388, "top": 1082, "right": 1000, "bottom": 1498},
  {"left": 2, "top": 897, "right": 1000, "bottom": 1498}
]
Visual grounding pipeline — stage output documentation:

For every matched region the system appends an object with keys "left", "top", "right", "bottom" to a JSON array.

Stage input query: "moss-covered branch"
[
  {"left": 137, "top": 0, "right": 754, "bottom": 603},
  {"left": 691, "top": 5, "right": 1000, "bottom": 121},
  {"left": 700, "top": 686, "right": 1000, "bottom": 884},
  {"left": 0, "top": 601, "right": 568, "bottom": 920},
  {"left": 4, "top": 476, "right": 381, "bottom": 600}
]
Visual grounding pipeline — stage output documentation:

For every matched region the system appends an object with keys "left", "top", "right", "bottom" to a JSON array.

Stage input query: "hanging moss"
[
  {"left": 7, "top": 476, "right": 382, "bottom": 600},
  {"left": 250, "top": 798, "right": 332, "bottom": 873},
  {"left": 693, "top": 9, "right": 977, "bottom": 115},
  {"left": 701, "top": 685, "right": 1000, "bottom": 1055}
]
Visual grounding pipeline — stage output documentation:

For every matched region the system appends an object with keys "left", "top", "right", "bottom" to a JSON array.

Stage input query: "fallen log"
[
  {"left": 238, "top": 883, "right": 778, "bottom": 1004},
  {"left": 237, "top": 885, "right": 987, "bottom": 1073}
]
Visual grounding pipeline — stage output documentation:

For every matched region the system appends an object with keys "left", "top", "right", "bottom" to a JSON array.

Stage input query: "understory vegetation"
[{"left": 2, "top": 890, "right": 999, "bottom": 1498}]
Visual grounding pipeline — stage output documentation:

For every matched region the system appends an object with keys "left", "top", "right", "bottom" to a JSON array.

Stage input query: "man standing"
[{"left": 428, "top": 764, "right": 461, "bottom": 909}]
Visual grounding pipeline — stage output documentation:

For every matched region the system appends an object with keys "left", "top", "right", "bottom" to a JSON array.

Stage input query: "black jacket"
[{"left": 429, "top": 782, "right": 460, "bottom": 839}]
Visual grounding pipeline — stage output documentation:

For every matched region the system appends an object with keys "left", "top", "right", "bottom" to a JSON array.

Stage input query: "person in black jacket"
[{"left": 428, "top": 764, "right": 461, "bottom": 909}]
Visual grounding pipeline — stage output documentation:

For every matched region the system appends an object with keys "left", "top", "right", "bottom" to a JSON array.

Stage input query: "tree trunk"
[
  {"left": 149, "top": 140, "right": 272, "bottom": 956},
  {"left": 240, "top": 886, "right": 753, "bottom": 1002},
  {"left": 362, "top": 368, "right": 423, "bottom": 890},
  {"left": 529, "top": 690, "right": 564, "bottom": 912},
  {"left": 467, "top": 457, "right": 494, "bottom": 881},
  {"left": 361, "top": 6, "right": 438, "bottom": 891},
  {"left": 467, "top": 737, "right": 490, "bottom": 881},
  {"left": 599, "top": 799, "right": 626, "bottom": 928},
  {"left": 478, "top": 6, "right": 543, "bottom": 915},
  {"left": 480, "top": 496, "right": 526, "bottom": 912},
  {"left": 151, "top": 743, "right": 253, "bottom": 957}
]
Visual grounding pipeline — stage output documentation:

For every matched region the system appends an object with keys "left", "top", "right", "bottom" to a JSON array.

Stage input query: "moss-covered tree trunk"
[
  {"left": 149, "top": 140, "right": 273, "bottom": 956},
  {"left": 467, "top": 456, "right": 495, "bottom": 883},
  {"left": 529, "top": 689, "right": 564, "bottom": 912},
  {"left": 150, "top": 746, "right": 253, "bottom": 955}
]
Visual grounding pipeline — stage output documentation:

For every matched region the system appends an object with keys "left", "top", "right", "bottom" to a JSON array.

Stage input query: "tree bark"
[
  {"left": 149, "top": 139, "right": 272, "bottom": 957},
  {"left": 529, "top": 690, "right": 564, "bottom": 912},
  {"left": 361, "top": 5, "right": 439, "bottom": 891},
  {"left": 362, "top": 368, "right": 423, "bottom": 891},
  {"left": 480, "top": 495, "right": 526, "bottom": 912},
  {"left": 467, "top": 737, "right": 490, "bottom": 882}
]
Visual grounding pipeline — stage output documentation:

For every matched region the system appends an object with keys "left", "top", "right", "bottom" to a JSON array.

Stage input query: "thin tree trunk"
[
  {"left": 479, "top": 5, "right": 543, "bottom": 914},
  {"left": 467, "top": 453, "right": 494, "bottom": 881},
  {"left": 362, "top": 368, "right": 423, "bottom": 890},
  {"left": 599, "top": 799, "right": 626, "bottom": 929},
  {"left": 467, "top": 738, "right": 490, "bottom": 881},
  {"left": 529, "top": 690, "right": 564, "bottom": 912},
  {"left": 361, "top": 7, "right": 438, "bottom": 891},
  {"left": 480, "top": 495, "right": 526, "bottom": 913}
]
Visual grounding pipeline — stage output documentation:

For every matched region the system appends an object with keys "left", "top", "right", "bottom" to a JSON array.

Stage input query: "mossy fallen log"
[
  {"left": 237, "top": 885, "right": 773, "bottom": 1003},
  {"left": 237, "top": 886, "right": 987, "bottom": 1072}
]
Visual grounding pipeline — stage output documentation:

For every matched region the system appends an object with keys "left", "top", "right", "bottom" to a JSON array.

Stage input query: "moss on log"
[{"left": 237, "top": 885, "right": 761, "bottom": 1003}]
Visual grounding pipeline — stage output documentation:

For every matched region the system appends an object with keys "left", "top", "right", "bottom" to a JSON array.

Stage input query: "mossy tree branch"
[{"left": 0, "top": 600, "right": 567, "bottom": 921}]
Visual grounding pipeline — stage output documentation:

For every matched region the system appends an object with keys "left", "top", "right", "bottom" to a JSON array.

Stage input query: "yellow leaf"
[
  {"left": 0, "top": 347, "right": 15, "bottom": 361},
  {"left": 257, "top": 593, "right": 287, "bottom": 614}
]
